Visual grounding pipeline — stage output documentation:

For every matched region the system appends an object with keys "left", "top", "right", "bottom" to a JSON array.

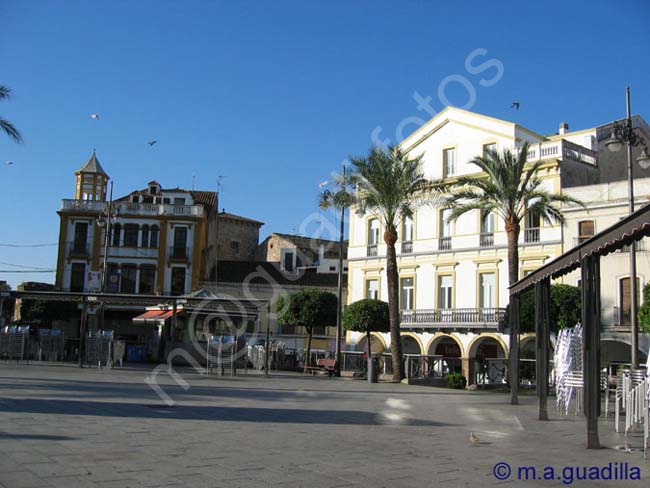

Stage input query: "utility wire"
[
  {"left": 0, "top": 242, "right": 58, "bottom": 247},
  {"left": 0, "top": 270, "right": 56, "bottom": 273},
  {"left": 0, "top": 261, "right": 55, "bottom": 270}
]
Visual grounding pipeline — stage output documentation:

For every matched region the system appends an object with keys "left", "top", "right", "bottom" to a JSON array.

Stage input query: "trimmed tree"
[
  {"left": 342, "top": 299, "right": 390, "bottom": 374},
  {"left": 518, "top": 284, "right": 582, "bottom": 333},
  {"left": 276, "top": 290, "right": 337, "bottom": 373},
  {"left": 351, "top": 147, "right": 430, "bottom": 380},
  {"left": 638, "top": 282, "right": 650, "bottom": 333}
]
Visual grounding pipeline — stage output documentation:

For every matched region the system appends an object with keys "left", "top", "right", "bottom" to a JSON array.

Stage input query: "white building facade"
[{"left": 345, "top": 106, "right": 649, "bottom": 382}]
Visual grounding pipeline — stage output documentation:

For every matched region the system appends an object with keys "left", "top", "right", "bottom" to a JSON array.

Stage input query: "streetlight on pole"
[
  {"left": 605, "top": 86, "right": 650, "bottom": 368},
  {"left": 96, "top": 181, "right": 117, "bottom": 330}
]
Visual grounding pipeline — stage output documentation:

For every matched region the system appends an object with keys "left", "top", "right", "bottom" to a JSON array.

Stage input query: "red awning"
[
  {"left": 133, "top": 310, "right": 165, "bottom": 323},
  {"left": 158, "top": 310, "right": 174, "bottom": 319}
]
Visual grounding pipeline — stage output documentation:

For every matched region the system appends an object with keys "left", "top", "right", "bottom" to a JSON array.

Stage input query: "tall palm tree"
[
  {"left": 440, "top": 142, "right": 582, "bottom": 402},
  {"left": 351, "top": 146, "right": 429, "bottom": 380},
  {"left": 0, "top": 85, "right": 22, "bottom": 143}
]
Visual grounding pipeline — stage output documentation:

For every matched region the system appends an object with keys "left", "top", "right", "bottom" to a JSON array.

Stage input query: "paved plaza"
[{"left": 0, "top": 364, "right": 647, "bottom": 487}]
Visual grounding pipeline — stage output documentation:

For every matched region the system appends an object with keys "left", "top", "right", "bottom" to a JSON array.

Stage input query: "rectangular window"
[
  {"left": 443, "top": 148, "right": 455, "bottom": 177},
  {"left": 73, "top": 222, "right": 88, "bottom": 253},
  {"left": 440, "top": 209, "right": 452, "bottom": 237},
  {"left": 139, "top": 266, "right": 156, "bottom": 295},
  {"left": 480, "top": 211, "right": 494, "bottom": 247},
  {"left": 437, "top": 275, "right": 453, "bottom": 309},
  {"left": 365, "top": 279, "right": 379, "bottom": 300},
  {"left": 578, "top": 220, "right": 594, "bottom": 243},
  {"left": 173, "top": 197, "right": 186, "bottom": 206},
  {"left": 282, "top": 250, "right": 295, "bottom": 271},
  {"left": 120, "top": 265, "right": 137, "bottom": 293},
  {"left": 483, "top": 142, "right": 497, "bottom": 158},
  {"left": 619, "top": 277, "right": 640, "bottom": 326},
  {"left": 400, "top": 277, "right": 414, "bottom": 310},
  {"left": 230, "top": 240, "right": 240, "bottom": 255},
  {"left": 172, "top": 227, "right": 188, "bottom": 258},
  {"left": 171, "top": 267, "right": 186, "bottom": 296},
  {"left": 123, "top": 224, "right": 139, "bottom": 247},
  {"left": 401, "top": 217, "right": 414, "bottom": 253},
  {"left": 367, "top": 218, "right": 380, "bottom": 256},
  {"left": 479, "top": 273, "right": 496, "bottom": 308},
  {"left": 70, "top": 262, "right": 86, "bottom": 292}
]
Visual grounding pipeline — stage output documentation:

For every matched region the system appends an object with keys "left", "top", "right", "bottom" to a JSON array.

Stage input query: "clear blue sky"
[{"left": 1, "top": 0, "right": 649, "bottom": 288}]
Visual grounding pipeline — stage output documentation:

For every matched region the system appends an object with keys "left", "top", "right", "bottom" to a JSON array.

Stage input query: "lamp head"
[
  {"left": 605, "top": 132, "right": 623, "bottom": 153},
  {"left": 638, "top": 148, "right": 650, "bottom": 170}
]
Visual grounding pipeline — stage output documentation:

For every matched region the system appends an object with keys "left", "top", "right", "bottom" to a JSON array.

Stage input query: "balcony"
[
  {"left": 438, "top": 236, "right": 451, "bottom": 251},
  {"left": 479, "top": 233, "right": 494, "bottom": 247},
  {"left": 61, "top": 199, "right": 204, "bottom": 217},
  {"left": 367, "top": 244, "right": 378, "bottom": 257},
  {"left": 67, "top": 241, "right": 89, "bottom": 257},
  {"left": 401, "top": 241, "right": 413, "bottom": 253},
  {"left": 400, "top": 308, "right": 506, "bottom": 329},
  {"left": 514, "top": 139, "right": 597, "bottom": 166},
  {"left": 169, "top": 246, "right": 189, "bottom": 260},
  {"left": 524, "top": 227, "right": 540, "bottom": 243}
]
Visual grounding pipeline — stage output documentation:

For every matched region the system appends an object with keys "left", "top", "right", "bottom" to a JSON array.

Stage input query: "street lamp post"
[
  {"left": 96, "top": 181, "right": 117, "bottom": 331},
  {"left": 605, "top": 86, "right": 650, "bottom": 368}
]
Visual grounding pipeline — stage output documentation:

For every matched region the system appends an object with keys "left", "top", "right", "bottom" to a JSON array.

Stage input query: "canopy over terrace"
[{"left": 509, "top": 202, "right": 650, "bottom": 449}]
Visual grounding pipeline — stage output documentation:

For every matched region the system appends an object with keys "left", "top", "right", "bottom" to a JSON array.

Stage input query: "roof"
[
  {"left": 265, "top": 232, "right": 348, "bottom": 250},
  {"left": 219, "top": 211, "right": 264, "bottom": 226},
  {"left": 510, "top": 202, "right": 650, "bottom": 295},
  {"left": 77, "top": 151, "right": 109, "bottom": 178},
  {"left": 115, "top": 186, "right": 217, "bottom": 209},
  {"left": 215, "top": 261, "right": 344, "bottom": 288}
]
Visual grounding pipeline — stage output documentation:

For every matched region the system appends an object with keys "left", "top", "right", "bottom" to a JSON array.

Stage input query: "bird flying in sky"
[
  {"left": 511, "top": 101, "right": 520, "bottom": 111},
  {"left": 318, "top": 179, "right": 329, "bottom": 188},
  {"left": 5, "top": 160, "right": 14, "bottom": 166},
  {"left": 148, "top": 140, "right": 157, "bottom": 146},
  {"left": 90, "top": 113, "right": 100, "bottom": 120}
]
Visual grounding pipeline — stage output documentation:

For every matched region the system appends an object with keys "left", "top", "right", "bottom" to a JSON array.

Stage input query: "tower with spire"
[{"left": 74, "top": 150, "right": 110, "bottom": 201}]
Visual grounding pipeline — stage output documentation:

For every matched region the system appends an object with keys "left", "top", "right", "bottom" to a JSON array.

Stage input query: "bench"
[{"left": 305, "top": 358, "right": 336, "bottom": 377}]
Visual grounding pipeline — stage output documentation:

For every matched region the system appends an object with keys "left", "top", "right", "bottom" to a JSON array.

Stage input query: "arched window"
[
  {"left": 123, "top": 224, "right": 139, "bottom": 247},
  {"left": 112, "top": 224, "right": 121, "bottom": 247},
  {"left": 150, "top": 225, "right": 159, "bottom": 248},
  {"left": 141, "top": 225, "right": 150, "bottom": 248}
]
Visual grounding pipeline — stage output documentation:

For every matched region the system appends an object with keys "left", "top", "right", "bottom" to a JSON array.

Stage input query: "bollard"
[{"left": 368, "top": 354, "right": 378, "bottom": 383}]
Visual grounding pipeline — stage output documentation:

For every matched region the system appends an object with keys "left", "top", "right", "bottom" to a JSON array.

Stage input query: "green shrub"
[{"left": 445, "top": 372, "right": 467, "bottom": 389}]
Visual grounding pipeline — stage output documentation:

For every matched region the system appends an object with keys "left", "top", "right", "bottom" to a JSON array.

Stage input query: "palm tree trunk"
[
  {"left": 385, "top": 227, "right": 404, "bottom": 380},
  {"left": 506, "top": 221, "right": 520, "bottom": 405},
  {"left": 304, "top": 327, "right": 313, "bottom": 374}
]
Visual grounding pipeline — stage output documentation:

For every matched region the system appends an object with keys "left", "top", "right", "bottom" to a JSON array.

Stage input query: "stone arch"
[
  {"left": 467, "top": 333, "right": 508, "bottom": 359},
  {"left": 426, "top": 333, "right": 465, "bottom": 358},
  {"left": 399, "top": 332, "right": 424, "bottom": 355},
  {"left": 600, "top": 339, "right": 648, "bottom": 365},
  {"left": 355, "top": 332, "right": 386, "bottom": 354}
]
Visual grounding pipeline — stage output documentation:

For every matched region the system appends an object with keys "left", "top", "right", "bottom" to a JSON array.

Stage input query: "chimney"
[{"left": 559, "top": 122, "right": 569, "bottom": 135}]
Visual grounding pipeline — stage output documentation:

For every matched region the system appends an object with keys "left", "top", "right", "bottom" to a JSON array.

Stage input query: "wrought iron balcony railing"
[
  {"left": 399, "top": 307, "right": 506, "bottom": 329},
  {"left": 367, "top": 244, "right": 378, "bottom": 257},
  {"left": 480, "top": 233, "right": 494, "bottom": 247},
  {"left": 524, "top": 227, "right": 540, "bottom": 243},
  {"left": 401, "top": 241, "right": 413, "bottom": 253},
  {"left": 438, "top": 236, "right": 451, "bottom": 251}
]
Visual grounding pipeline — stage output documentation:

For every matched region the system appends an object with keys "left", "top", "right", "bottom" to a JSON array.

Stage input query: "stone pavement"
[{"left": 0, "top": 364, "right": 647, "bottom": 487}]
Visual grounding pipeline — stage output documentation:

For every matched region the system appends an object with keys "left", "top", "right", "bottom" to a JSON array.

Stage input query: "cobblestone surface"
[{"left": 0, "top": 364, "right": 647, "bottom": 487}]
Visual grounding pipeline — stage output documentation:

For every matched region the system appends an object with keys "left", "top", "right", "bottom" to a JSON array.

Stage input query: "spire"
[{"left": 77, "top": 150, "right": 109, "bottom": 178}]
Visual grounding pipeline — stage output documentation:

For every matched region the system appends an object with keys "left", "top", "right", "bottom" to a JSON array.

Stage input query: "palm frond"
[{"left": 0, "top": 118, "right": 22, "bottom": 143}]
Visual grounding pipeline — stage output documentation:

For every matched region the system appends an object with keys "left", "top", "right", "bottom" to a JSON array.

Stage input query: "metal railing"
[
  {"left": 400, "top": 308, "right": 506, "bottom": 327},
  {"left": 61, "top": 199, "right": 204, "bottom": 217},
  {"left": 479, "top": 233, "right": 494, "bottom": 247},
  {"left": 618, "top": 240, "right": 646, "bottom": 253},
  {"left": 169, "top": 246, "right": 189, "bottom": 259},
  {"left": 438, "top": 236, "right": 451, "bottom": 250},
  {"left": 67, "top": 241, "right": 89, "bottom": 256},
  {"left": 524, "top": 227, "right": 540, "bottom": 243},
  {"left": 473, "top": 357, "right": 508, "bottom": 385},
  {"left": 367, "top": 244, "right": 378, "bottom": 257},
  {"left": 401, "top": 241, "right": 413, "bottom": 253}
]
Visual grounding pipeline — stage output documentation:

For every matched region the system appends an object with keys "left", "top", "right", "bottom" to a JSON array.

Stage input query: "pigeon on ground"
[
  {"left": 90, "top": 113, "right": 100, "bottom": 120},
  {"left": 469, "top": 432, "right": 480, "bottom": 445},
  {"left": 148, "top": 140, "right": 157, "bottom": 146},
  {"left": 511, "top": 101, "right": 520, "bottom": 111}
]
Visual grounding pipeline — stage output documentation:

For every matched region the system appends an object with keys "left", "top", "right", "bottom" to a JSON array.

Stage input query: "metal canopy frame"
[{"left": 509, "top": 202, "right": 650, "bottom": 449}]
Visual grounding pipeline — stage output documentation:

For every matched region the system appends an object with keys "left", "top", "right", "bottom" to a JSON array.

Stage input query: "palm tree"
[
  {"left": 351, "top": 146, "right": 430, "bottom": 380},
  {"left": 440, "top": 142, "right": 582, "bottom": 402},
  {"left": 0, "top": 85, "right": 22, "bottom": 143}
]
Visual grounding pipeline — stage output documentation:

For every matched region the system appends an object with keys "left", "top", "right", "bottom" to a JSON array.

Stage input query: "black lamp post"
[
  {"left": 604, "top": 87, "right": 650, "bottom": 368},
  {"left": 95, "top": 181, "right": 117, "bottom": 330}
]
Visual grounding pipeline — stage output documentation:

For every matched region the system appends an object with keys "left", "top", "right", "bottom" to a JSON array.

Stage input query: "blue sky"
[{"left": 1, "top": 0, "right": 649, "bottom": 287}]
